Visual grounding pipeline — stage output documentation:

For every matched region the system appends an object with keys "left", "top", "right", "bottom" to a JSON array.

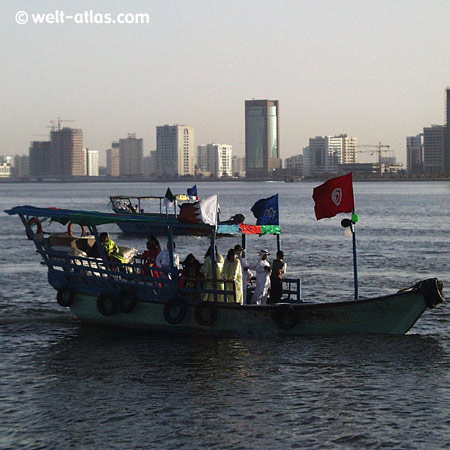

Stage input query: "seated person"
[
  {"left": 179, "top": 253, "right": 202, "bottom": 289},
  {"left": 99, "top": 232, "right": 127, "bottom": 264}
]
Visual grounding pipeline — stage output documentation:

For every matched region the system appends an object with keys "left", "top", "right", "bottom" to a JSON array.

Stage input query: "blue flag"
[
  {"left": 251, "top": 194, "right": 279, "bottom": 225},
  {"left": 187, "top": 185, "right": 198, "bottom": 199}
]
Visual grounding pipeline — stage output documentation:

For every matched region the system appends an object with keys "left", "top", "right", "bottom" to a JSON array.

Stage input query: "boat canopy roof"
[
  {"left": 110, "top": 194, "right": 190, "bottom": 201},
  {"left": 5, "top": 205, "right": 281, "bottom": 235}
]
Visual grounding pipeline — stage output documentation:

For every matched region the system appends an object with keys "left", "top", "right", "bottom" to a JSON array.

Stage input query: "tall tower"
[
  {"left": 119, "top": 134, "right": 143, "bottom": 176},
  {"left": 106, "top": 142, "right": 120, "bottom": 176},
  {"left": 245, "top": 99, "right": 280, "bottom": 178},
  {"left": 29, "top": 141, "right": 52, "bottom": 177},
  {"left": 156, "top": 125, "right": 195, "bottom": 176},
  {"left": 50, "top": 128, "right": 85, "bottom": 176},
  {"left": 445, "top": 88, "right": 450, "bottom": 172}
]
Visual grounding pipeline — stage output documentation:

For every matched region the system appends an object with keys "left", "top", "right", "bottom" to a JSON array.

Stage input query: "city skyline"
[{"left": 2, "top": 1, "right": 450, "bottom": 166}]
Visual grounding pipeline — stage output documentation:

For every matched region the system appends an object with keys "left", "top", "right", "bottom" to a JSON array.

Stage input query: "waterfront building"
[
  {"left": 0, "top": 163, "right": 11, "bottom": 178},
  {"left": 0, "top": 156, "right": 12, "bottom": 178},
  {"left": 106, "top": 142, "right": 120, "bottom": 177},
  {"left": 86, "top": 149, "right": 99, "bottom": 176},
  {"left": 284, "top": 154, "right": 303, "bottom": 177},
  {"left": 197, "top": 145, "right": 209, "bottom": 174},
  {"left": 156, "top": 125, "right": 195, "bottom": 176},
  {"left": 245, "top": 99, "right": 280, "bottom": 178},
  {"left": 423, "top": 125, "right": 445, "bottom": 174},
  {"left": 445, "top": 88, "right": 450, "bottom": 172},
  {"left": 119, "top": 134, "right": 143, "bottom": 177},
  {"left": 232, "top": 156, "right": 245, "bottom": 177},
  {"left": 340, "top": 134, "right": 357, "bottom": 164},
  {"left": 50, "top": 128, "right": 85, "bottom": 176},
  {"left": 14, "top": 155, "right": 30, "bottom": 178},
  {"left": 29, "top": 141, "right": 52, "bottom": 177},
  {"left": 406, "top": 134, "right": 424, "bottom": 174},
  {"left": 197, "top": 144, "right": 233, "bottom": 177}
]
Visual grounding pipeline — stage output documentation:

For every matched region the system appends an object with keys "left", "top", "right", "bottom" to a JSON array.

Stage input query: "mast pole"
[{"left": 351, "top": 211, "right": 359, "bottom": 300}]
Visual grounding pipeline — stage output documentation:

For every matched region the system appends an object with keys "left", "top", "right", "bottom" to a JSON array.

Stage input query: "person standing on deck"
[
  {"left": 253, "top": 249, "right": 271, "bottom": 305},
  {"left": 268, "top": 250, "right": 287, "bottom": 304},
  {"left": 222, "top": 248, "right": 243, "bottom": 304},
  {"left": 234, "top": 244, "right": 252, "bottom": 304},
  {"left": 201, "top": 246, "right": 224, "bottom": 301}
]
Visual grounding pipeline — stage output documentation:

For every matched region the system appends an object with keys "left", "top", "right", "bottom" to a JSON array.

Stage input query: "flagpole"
[{"left": 351, "top": 210, "right": 359, "bottom": 300}]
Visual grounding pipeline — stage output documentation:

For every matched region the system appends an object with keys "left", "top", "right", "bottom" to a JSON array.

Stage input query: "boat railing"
[
  {"left": 281, "top": 278, "right": 302, "bottom": 302},
  {"left": 38, "top": 248, "right": 241, "bottom": 303},
  {"left": 248, "top": 276, "right": 302, "bottom": 303}
]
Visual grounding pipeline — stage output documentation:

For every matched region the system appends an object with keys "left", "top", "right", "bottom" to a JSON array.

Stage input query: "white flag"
[{"left": 195, "top": 195, "right": 218, "bottom": 226}]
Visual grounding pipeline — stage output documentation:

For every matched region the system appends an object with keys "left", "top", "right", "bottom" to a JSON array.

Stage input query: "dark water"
[{"left": 1, "top": 181, "right": 449, "bottom": 449}]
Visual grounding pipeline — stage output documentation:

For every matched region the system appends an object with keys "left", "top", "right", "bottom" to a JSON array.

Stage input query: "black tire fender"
[
  {"left": 56, "top": 289, "right": 75, "bottom": 307},
  {"left": 164, "top": 297, "right": 187, "bottom": 325},
  {"left": 118, "top": 287, "right": 138, "bottom": 313},
  {"left": 194, "top": 301, "right": 218, "bottom": 326},
  {"left": 97, "top": 292, "right": 118, "bottom": 316},
  {"left": 26, "top": 217, "right": 43, "bottom": 240},
  {"left": 420, "top": 278, "right": 445, "bottom": 308},
  {"left": 271, "top": 304, "right": 299, "bottom": 330}
]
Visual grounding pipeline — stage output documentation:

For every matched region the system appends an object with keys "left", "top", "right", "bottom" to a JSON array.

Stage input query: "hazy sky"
[{"left": 2, "top": 0, "right": 449, "bottom": 165}]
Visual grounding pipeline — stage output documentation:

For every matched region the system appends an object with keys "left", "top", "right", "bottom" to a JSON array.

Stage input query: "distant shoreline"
[{"left": 1, "top": 175, "right": 449, "bottom": 184}]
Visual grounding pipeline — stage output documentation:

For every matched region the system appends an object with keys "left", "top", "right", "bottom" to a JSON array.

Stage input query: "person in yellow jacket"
[
  {"left": 222, "top": 248, "right": 243, "bottom": 304},
  {"left": 201, "top": 245, "right": 224, "bottom": 301},
  {"left": 99, "top": 232, "right": 127, "bottom": 264}
]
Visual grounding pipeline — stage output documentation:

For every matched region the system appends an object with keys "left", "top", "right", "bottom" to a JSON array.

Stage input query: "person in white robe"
[{"left": 252, "top": 249, "right": 271, "bottom": 305}]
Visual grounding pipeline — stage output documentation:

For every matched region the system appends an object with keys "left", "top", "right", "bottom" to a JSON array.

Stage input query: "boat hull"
[{"left": 68, "top": 286, "right": 440, "bottom": 336}]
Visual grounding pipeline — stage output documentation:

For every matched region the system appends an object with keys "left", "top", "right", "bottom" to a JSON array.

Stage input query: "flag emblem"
[
  {"left": 312, "top": 173, "right": 354, "bottom": 220},
  {"left": 332, "top": 188, "right": 342, "bottom": 206}
]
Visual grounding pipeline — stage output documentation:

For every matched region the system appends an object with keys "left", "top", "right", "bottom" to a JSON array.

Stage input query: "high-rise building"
[
  {"left": 50, "top": 128, "right": 85, "bottom": 176},
  {"left": 245, "top": 99, "right": 280, "bottom": 178},
  {"left": 445, "top": 87, "right": 450, "bottom": 172},
  {"left": 14, "top": 155, "right": 30, "bottom": 178},
  {"left": 423, "top": 125, "right": 445, "bottom": 174},
  {"left": 197, "top": 144, "right": 232, "bottom": 177},
  {"left": 86, "top": 149, "right": 99, "bottom": 176},
  {"left": 232, "top": 156, "right": 245, "bottom": 177},
  {"left": 340, "top": 134, "right": 357, "bottom": 164},
  {"left": 406, "top": 134, "right": 424, "bottom": 174},
  {"left": 119, "top": 134, "right": 143, "bottom": 176},
  {"left": 156, "top": 125, "right": 195, "bottom": 176},
  {"left": 106, "top": 142, "right": 120, "bottom": 176},
  {"left": 284, "top": 154, "right": 303, "bottom": 177},
  {"left": 29, "top": 141, "right": 52, "bottom": 177}
]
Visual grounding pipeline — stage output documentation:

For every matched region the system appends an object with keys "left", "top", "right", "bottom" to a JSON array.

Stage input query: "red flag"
[{"left": 312, "top": 173, "right": 355, "bottom": 220}]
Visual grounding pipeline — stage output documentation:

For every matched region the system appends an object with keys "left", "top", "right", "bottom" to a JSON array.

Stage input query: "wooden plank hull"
[{"left": 68, "top": 286, "right": 439, "bottom": 336}]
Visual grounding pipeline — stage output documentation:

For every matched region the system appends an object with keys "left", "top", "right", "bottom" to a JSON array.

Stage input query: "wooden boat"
[
  {"left": 5, "top": 205, "right": 445, "bottom": 336},
  {"left": 109, "top": 194, "right": 194, "bottom": 235},
  {"left": 109, "top": 195, "right": 245, "bottom": 236}
]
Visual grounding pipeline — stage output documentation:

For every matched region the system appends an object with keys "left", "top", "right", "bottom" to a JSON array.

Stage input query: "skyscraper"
[
  {"left": 119, "top": 134, "right": 143, "bottom": 176},
  {"left": 197, "top": 144, "right": 233, "bottom": 177},
  {"left": 106, "top": 142, "right": 120, "bottom": 176},
  {"left": 445, "top": 87, "right": 450, "bottom": 172},
  {"left": 406, "top": 134, "right": 424, "bottom": 174},
  {"left": 245, "top": 99, "right": 280, "bottom": 178},
  {"left": 29, "top": 141, "right": 52, "bottom": 177},
  {"left": 423, "top": 125, "right": 445, "bottom": 174},
  {"left": 156, "top": 125, "right": 195, "bottom": 176},
  {"left": 86, "top": 149, "right": 99, "bottom": 176},
  {"left": 50, "top": 128, "right": 85, "bottom": 176}
]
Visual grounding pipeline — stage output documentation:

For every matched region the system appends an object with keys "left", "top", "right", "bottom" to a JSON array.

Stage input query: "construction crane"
[
  {"left": 47, "top": 117, "right": 75, "bottom": 132},
  {"left": 357, "top": 142, "right": 392, "bottom": 175}
]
